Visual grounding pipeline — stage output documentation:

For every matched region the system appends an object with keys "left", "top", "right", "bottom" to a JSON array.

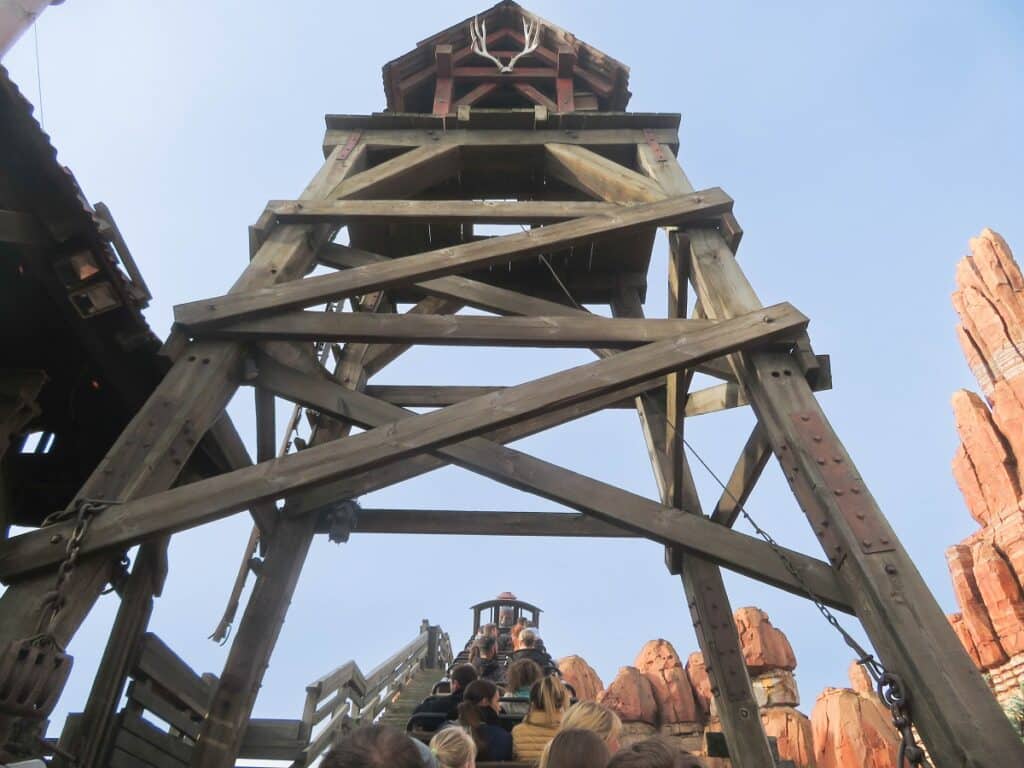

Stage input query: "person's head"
[
  {"left": 450, "top": 664, "right": 478, "bottom": 694},
  {"left": 538, "top": 729, "right": 611, "bottom": 768},
  {"left": 516, "top": 617, "right": 528, "bottom": 628},
  {"left": 529, "top": 675, "right": 569, "bottom": 716},
  {"left": 429, "top": 726, "right": 476, "bottom": 768},
  {"left": 560, "top": 701, "right": 623, "bottom": 752},
  {"left": 506, "top": 658, "right": 543, "bottom": 692},
  {"left": 606, "top": 737, "right": 707, "bottom": 768},
  {"left": 322, "top": 724, "right": 426, "bottom": 768},
  {"left": 473, "top": 635, "right": 497, "bottom": 661},
  {"left": 460, "top": 679, "right": 502, "bottom": 718},
  {"left": 482, "top": 623, "right": 498, "bottom": 639},
  {"left": 520, "top": 628, "right": 538, "bottom": 648},
  {"left": 458, "top": 680, "right": 502, "bottom": 754}
]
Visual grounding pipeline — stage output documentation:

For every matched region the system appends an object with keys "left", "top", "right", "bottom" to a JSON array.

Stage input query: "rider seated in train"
[
  {"left": 454, "top": 679, "right": 514, "bottom": 761},
  {"left": 323, "top": 723, "right": 428, "bottom": 768},
  {"left": 511, "top": 628, "right": 555, "bottom": 672},
  {"left": 501, "top": 657, "right": 544, "bottom": 716},
  {"left": 511, "top": 675, "right": 571, "bottom": 762},
  {"left": 413, "top": 664, "right": 479, "bottom": 720},
  {"left": 469, "top": 635, "right": 505, "bottom": 684}
]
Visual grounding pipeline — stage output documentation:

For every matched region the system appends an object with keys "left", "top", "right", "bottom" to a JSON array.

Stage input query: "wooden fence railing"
[{"left": 299, "top": 621, "right": 453, "bottom": 765}]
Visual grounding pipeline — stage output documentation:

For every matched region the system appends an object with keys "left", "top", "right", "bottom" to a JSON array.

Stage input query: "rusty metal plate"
[
  {"left": 336, "top": 130, "right": 363, "bottom": 161},
  {"left": 789, "top": 411, "right": 896, "bottom": 556},
  {"left": 643, "top": 128, "right": 669, "bottom": 163}
]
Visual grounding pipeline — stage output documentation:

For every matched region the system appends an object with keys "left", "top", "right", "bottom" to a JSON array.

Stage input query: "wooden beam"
[
  {"left": 252, "top": 356, "right": 850, "bottom": 612},
  {"left": 512, "top": 82, "right": 558, "bottom": 112},
  {"left": 325, "top": 127, "right": 680, "bottom": 151},
  {"left": 174, "top": 189, "right": 733, "bottom": 328},
  {"left": 326, "top": 143, "right": 461, "bottom": 201},
  {"left": 688, "top": 226, "right": 1024, "bottom": 764},
  {"left": 201, "top": 311, "right": 737, "bottom": 349},
  {"left": 633, "top": 142, "right": 778, "bottom": 767},
  {"left": 320, "top": 243, "right": 736, "bottom": 382},
  {"left": 0, "top": 304, "right": 804, "bottom": 579},
  {"left": 454, "top": 82, "right": 499, "bottom": 108},
  {"left": 432, "top": 45, "right": 454, "bottom": 116},
  {"left": 710, "top": 425, "right": 772, "bottom": 526},
  {"left": 555, "top": 46, "right": 576, "bottom": 113},
  {"left": 328, "top": 509, "right": 639, "bottom": 537},
  {"left": 544, "top": 143, "right": 665, "bottom": 203},
  {"left": 267, "top": 198, "right": 627, "bottom": 225}
]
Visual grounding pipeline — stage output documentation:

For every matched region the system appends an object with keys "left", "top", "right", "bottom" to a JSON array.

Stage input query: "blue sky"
[{"left": 4, "top": 0, "right": 1023, "bottom": 740}]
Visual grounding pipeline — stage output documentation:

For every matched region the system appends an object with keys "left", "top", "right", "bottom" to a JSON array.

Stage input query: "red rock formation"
[
  {"left": 946, "top": 544, "right": 1008, "bottom": 667},
  {"left": 635, "top": 639, "right": 700, "bottom": 726},
  {"left": 598, "top": 666, "right": 658, "bottom": 726},
  {"left": 762, "top": 707, "right": 816, "bottom": 768},
  {"left": 811, "top": 687, "right": 899, "bottom": 768},
  {"left": 734, "top": 607, "right": 796, "bottom": 674},
  {"left": 685, "top": 652, "right": 712, "bottom": 719},
  {"left": 948, "top": 229, "right": 1024, "bottom": 704},
  {"left": 557, "top": 655, "right": 604, "bottom": 702}
]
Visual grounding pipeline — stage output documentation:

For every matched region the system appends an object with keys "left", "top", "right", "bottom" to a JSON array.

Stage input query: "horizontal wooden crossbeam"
[
  {"left": 254, "top": 355, "right": 850, "bottom": 612},
  {"left": 320, "top": 244, "right": 737, "bottom": 382},
  {"left": 173, "top": 189, "right": 733, "bottom": 329},
  {"left": 323, "top": 128, "right": 681, "bottom": 151},
  {"left": 200, "top": 311, "right": 756, "bottom": 350},
  {"left": 322, "top": 509, "right": 640, "bottom": 537},
  {"left": 0, "top": 303, "right": 802, "bottom": 581},
  {"left": 267, "top": 199, "right": 628, "bottom": 225}
]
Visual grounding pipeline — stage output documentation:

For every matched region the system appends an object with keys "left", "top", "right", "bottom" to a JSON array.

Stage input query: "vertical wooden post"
[
  {"left": 687, "top": 227, "right": 1024, "bottom": 766},
  {"left": 631, "top": 142, "right": 778, "bottom": 766},
  {"left": 556, "top": 46, "right": 576, "bottom": 113},
  {"left": 69, "top": 539, "right": 168, "bottom": 768}
]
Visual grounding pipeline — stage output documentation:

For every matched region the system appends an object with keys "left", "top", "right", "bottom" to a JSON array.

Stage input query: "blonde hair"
[
  {"left": 561, "top": 701, "right": 623, "bottom": 746},
  {"left": 430, "top": 727, "right": 476, "bottom": 768},
  {"left": 530, "top": 675, "right": 569, "bottom": 716}
]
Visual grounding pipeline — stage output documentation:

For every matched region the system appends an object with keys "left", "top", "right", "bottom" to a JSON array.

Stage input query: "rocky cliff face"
[
  {"left": 949, "top": 228, "right": 1024, "bottom": 706},
  {"left": 572, "top": 607, "right": 816, "bottom": 766},
  {"left": 810, "top": 662, "right": 900, "bottom": 768}
]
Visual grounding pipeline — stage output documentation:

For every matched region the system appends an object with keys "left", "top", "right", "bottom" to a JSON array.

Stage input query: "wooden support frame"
[{"left": 3, "top": 112, "right": 1017, "bottom": 768}]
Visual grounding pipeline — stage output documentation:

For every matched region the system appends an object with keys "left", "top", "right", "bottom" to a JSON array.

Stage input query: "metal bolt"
[
  {"left": 880, "top": 537, "right": 890, "bottom": 545},
  {"left": 739, "top": 707, "right": 750, "bottom": 719},
  {"left": 800, "top": 414, "right": 810, "bottom": 422},
  {"left": 834, "top": 489, "right": 844, "bottom": 496},
  {"left": 862, "top": 539, "right": 872, "bottom": 548},
  {"left": 885, "top": 564, "right": 898, "bottom": 575}
]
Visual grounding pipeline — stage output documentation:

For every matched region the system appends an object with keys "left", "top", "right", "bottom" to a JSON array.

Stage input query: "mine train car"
[
  {"left": 403, "top": 593, "right": 796, "bottom": 768},
  {"left": 404, "top": 593, "right": 564, "bottom": 749}
]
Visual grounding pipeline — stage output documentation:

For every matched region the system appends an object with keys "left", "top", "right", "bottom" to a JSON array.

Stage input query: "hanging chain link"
[
  {"left": 36, "top": 498, "right": 116, "bottom": 640},
  {"left": 660, "top": 399, "right": 930, "bottom": 767}
]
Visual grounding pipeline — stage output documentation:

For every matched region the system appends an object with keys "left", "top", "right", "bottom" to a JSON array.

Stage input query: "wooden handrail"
[{"left": 300, "top": 621, "right": 450, "bottom": 766}]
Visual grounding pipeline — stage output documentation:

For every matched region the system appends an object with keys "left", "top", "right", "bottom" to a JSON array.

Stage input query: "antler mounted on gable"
[{"left": 470, "top": 15, "right": 541, "bottom": 73}]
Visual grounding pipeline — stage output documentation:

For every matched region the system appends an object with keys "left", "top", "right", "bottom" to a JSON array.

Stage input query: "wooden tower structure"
[{"left": 1, "top": 2, "right": 1022, "bottom": 765}]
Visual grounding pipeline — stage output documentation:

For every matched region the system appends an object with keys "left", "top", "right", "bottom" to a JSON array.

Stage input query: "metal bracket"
[
  {"left": 336, "top": 130, "right": 363, "bottom": 162},
  {"left": 787, "top": 411, "right": 895, "bottom": 557},
  {"left": 643, "top": 129, "right": 669, "bottom": 163}
]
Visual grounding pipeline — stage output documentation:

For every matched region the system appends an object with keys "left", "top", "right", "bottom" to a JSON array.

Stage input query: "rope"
[{"left": 33, "top": 21, "right": 44, "bottom": 130}]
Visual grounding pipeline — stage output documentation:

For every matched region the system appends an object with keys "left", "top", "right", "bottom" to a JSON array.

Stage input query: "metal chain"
[
  {"left": 36, "top": 498, "right": 114, "bottom": 639},
  {"left": 656, "top": 396, "right": 930, "bottom": 767}
]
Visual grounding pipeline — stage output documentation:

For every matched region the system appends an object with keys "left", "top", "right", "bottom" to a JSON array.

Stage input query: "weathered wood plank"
[
  {"left": 324, "top": 127, "right": 680, "bottom": 151},
  {"left": 709, "top": 425, "right": 772, "bottom": 526},
  {"left": 544, "top": 143, "right": 665, "bottom": 203},
  {"left": 328, "top": 509, "right": 640, "bottom": 537},
  {"left": 326, "top": 144, "right": 461, "bottom": 200},
  {"left": 630, "top": 143, "right": 778, "bottom": 768},
  {"left": 202, "top": 311, "right": 727, "bottom": 349},
  {"left": 173, "top": 189, "right": 733, "bottom": 328},
  {"left": 267, "top": 198, "right": 626, "bottom": 224},
  {"left": 0, "top": 304, "right": 804, "bottom": 578}
]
